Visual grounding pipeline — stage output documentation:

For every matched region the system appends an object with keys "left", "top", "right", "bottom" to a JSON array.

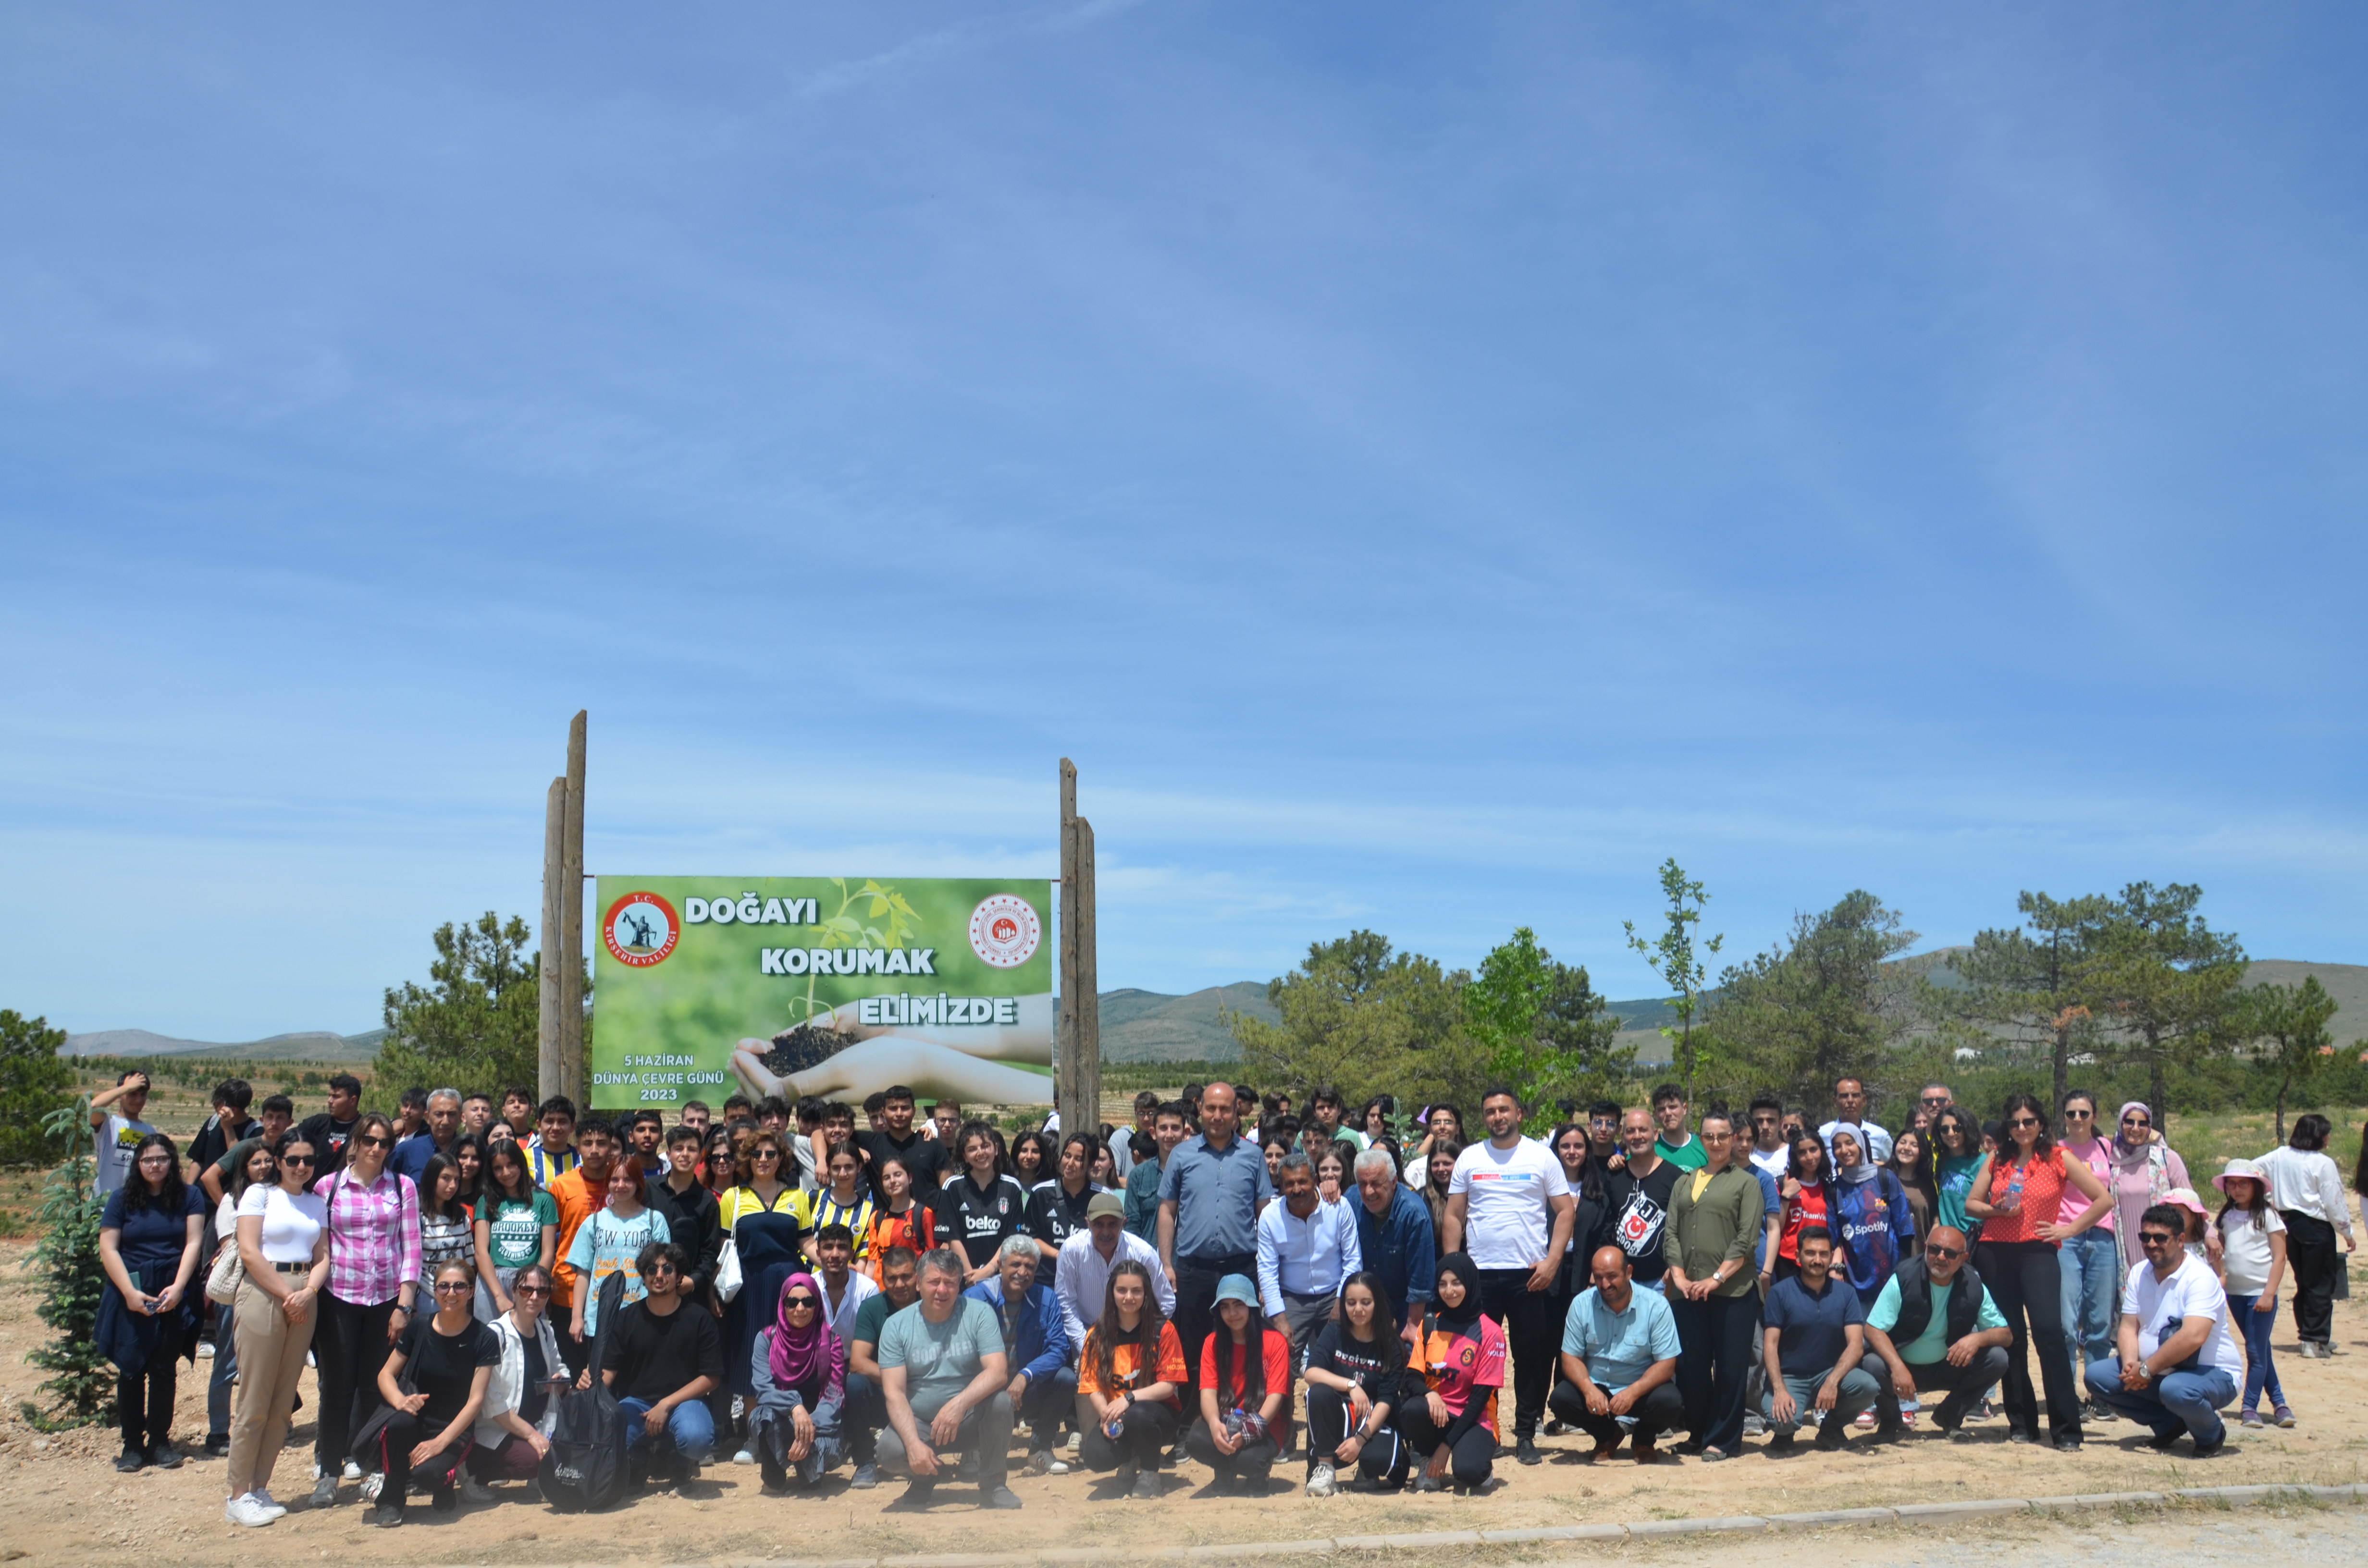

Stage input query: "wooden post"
[
  {"left": 1073, "top": 815, "right": 1099, "bottom": 1138},
  {"left": 1056, "top": 760, "right": 1098, "bottom": 1139},
  {"left": 559, "top": 710, "right": 587, "bottom": 1105},
  {"left": 539, "top": 776, "right": 567, "bottom": 1103}
]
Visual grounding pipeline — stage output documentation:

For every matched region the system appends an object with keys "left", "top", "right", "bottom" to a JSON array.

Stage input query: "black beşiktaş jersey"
[{"left": 939, "top": 1172, "right": 1030, "bottom": 1267}]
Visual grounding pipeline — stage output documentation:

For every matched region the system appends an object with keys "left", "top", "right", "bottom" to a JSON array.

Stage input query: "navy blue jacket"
[
  {"left": 962, "top": 1277, "right": 1072, "bottom": 1386},
  {"left": 1354, "top": 1183, "right": 1437, "bottom": 1325}
]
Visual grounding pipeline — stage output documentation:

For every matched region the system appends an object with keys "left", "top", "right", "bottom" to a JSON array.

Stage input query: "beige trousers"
[{"left": 225, "top": 1272, "right": 316, "bottom": 1498}]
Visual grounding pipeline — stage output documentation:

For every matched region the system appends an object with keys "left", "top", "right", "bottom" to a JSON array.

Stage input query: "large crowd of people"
[{"left": 79, "top": 1066, "right": 2362, "bottom": 1529}]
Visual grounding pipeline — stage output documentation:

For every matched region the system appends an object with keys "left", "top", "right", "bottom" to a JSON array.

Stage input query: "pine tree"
[{"left": 19, "top": 1100, "right": 114, "bottom": 1430}]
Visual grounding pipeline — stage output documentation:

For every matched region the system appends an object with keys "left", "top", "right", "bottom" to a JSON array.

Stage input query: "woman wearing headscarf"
[
  {"left": 2107, "top": 1102, "right": 2189, "bottom": 1268},
  {"left": 1828, "top": 1127, "right": 1914, "bottom": 1305},
  {"left": 1399, "top": 1252, "right": 1506, "bottom": 1494},
  {"left": 749, "top": 1270, "right": 845, "bottom": 1492}
]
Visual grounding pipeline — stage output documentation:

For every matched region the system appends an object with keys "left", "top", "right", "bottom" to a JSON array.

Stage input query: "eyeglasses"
[
  {"left": 514, "top": 1285, "right": 550, "bottom": 1297},
  {"left": 2123, "top": 1115, "right": 2151, "bottom": 1127},
  {"left": 137, "top": 1153, "right": 175, "bottom": 1165},
  {"left": 1924, "top": 1244, "right": 1963, "bottom": 1260},
  {"left": 433, "top": 1281, "right": 473, "bottom": 1294},
  {"left": 2139, "top": 1231, "right": 2180, "bottom": 1247},
  {"left": 2007, "top": 1116, "right": 2039, "bottom": 1128}
]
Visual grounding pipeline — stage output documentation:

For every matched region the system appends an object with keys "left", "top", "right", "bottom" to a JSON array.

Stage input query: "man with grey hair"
[
  {"left": 878, "top": 1248, "right": 1019, "bottom": 1510},
  {"left": 1352, "top": 1146, "right": 1434, "bottom": 1333},
  {"left": 1257, "top": 1151, "right": 1362, "bottom": 1373},
  {"left": 391, "top": 1087, "right": 464, "bottom": 1183},
  {"left": 963, "top": 1236, "right": 1075, "bottom": 1476}
]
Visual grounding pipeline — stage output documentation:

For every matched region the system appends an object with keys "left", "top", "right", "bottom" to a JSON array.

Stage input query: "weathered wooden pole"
[
  {"left": 1056, "top": 760, "right": 1099, "bottom": 1139},
  {"left": 538, "top": 775, "right": 567, "bottom": 1102},
  {"left": 1073, "top": 814, "right": 1099, "bottom": 1138},
  {"left": 559, "top": 710, "right": 587, "bottom": 1106}
]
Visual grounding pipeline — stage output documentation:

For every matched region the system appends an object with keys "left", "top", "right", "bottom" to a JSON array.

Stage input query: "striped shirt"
[
  {"left": 526, "top": 1138, "right": 580, "bottom": 1188},
  {"left": 799, "top": 1188, "right": 876, "bottom": 1256},
  {"left": 314, "top": 1168, "right": 421, "bottom": 1306}
]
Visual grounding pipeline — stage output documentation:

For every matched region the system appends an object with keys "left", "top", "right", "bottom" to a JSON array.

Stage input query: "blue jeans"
[
  {"left": 1760, "top": 1365, "right": 1880, "bottom": 1436},
  {"left": 618, "top": 1395, "right": 717, "bottom": 1474},
  {"left": 2058, "top": 1227, "right": 2120, "bottom": 1369},
  {"left": 207, "top": 1300, "right": 240, "bottom": 1441},
  {"left": 2226, "top": 1293, "right": 2286, "bottom": 1411},
  {"left": 2083, "top": 1357, "right": 2236, "bottom": 1445}
]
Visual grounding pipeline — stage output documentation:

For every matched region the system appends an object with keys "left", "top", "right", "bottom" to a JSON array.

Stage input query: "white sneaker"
[
  {"left": 358, "top": 1471, "right": 384, "bottom": 1504},
  {"left": 459, "top": 1475, "right": 495, "bottom": 1504},
  {"left": 310, "top": 1461, "right": 323, "bottom": 1482},
  {"left": 1306, "top": 1461, "right": 1337, "bottom": 1497},
  {"left": 252, "top": 1489, "right": 287, "bottom": 1518},
  {"left": 198, "top": 1340, "right": 216, "bottom": 1359},
  {"left": 342, "top": 1460, "right": 363, "bottom": 1482},
  {"left": 1065, "top": 1431, "right": 1082, "bottom": 1453},
  {"left": 1047, "top": 1457, "right": 1072, "bottom": 1475},
  {"left": 732, "top": 1448, "right": 756, "bottom": 1465},
  {"left": 224, "top": 1494, "right": 278, "bottom": 1528}
]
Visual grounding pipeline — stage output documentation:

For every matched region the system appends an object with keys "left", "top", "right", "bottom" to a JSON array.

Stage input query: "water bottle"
[{"left": 2000, "top": 1162, "right": 2026, "bottom": 1215}]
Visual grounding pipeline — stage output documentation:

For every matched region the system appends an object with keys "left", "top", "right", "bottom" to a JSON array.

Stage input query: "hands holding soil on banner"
[{"left": 730, "top": 992, "right": 1056, "bottom": 1106}]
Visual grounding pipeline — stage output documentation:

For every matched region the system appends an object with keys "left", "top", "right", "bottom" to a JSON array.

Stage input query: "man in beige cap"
[{"left": 1057, "top": 1189, "right": 1173, "bottom": 1351}]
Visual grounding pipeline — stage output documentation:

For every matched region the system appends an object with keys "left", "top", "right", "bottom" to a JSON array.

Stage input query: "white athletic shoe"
[
  {"left": 732, "top": 1448, "right": 757, "bottom": 1465},
  {"left": 1306, "top": 1461, "right": 1337, "bottom": 1497},
  {"left": 459, "top": 1475, "right": 495, "bottom": 1504},
  {"left": 358, "top": 1471, "right": 384, "bottom": 1504},
  {"left": 224, "top": 1494, "right": 278, "bottom": 1528},
  {"left": 342, "top": 1460, "right": 363, "bottom": 1482},
  {"left": 251, "top": 1489, "right": 288, "bottom": 1518}
]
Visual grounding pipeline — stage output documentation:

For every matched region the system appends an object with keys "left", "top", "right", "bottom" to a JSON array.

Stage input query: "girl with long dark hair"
[
  {"left": 1184, "top": 1273, "right": 1288, "bottom": 1493},
  {"left": 1775, "top": 1133, "right": 1837, "bottom": 1286},
  {"left": 1077, "top": 1259, "right": 1186, "bottom": 1496},
  {"left": 98, "top": 1131, "right": 204, "bottom": 1471},
  {"left": 473, "top": 1139, "right": 556, "bottom": 1321},
  {"left": 1025, "top": 1131, "right": 1103, "bottom": 1248},
  {"left": 2259, "top": 1112, "right": 2355, "bottom": 1359},
  {"left": 1964, "top": 1092, "right": 2112, "bottom": 1450},
  {"left": 2213, "top": 1158, "right": 2291, "bottom": 1428},
  {"left": 1929, "top": 1106, "right": 1985, "bottom": 1238},
  {"left": 1300, "top": 1271, "right": 1408, "bottom": 1495},
  {"left": 1009, "top": 1129, "right": 1054, "bottom": 1188},
  {"left": 415, "top": 1154, "right": 475, "bottom": 1296}
]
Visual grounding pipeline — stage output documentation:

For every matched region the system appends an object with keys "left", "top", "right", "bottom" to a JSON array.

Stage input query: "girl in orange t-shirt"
[
  {"left": 1185, "top": 1274, "right": 1291, "bottom": 1492},
  {"left": 1076, "top": 1260, "right": 1187, "bottom": 1494}
]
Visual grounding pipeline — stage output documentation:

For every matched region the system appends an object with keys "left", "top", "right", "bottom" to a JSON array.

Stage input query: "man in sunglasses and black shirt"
[{"left": 1860, "top": 1224, "right": 2011, "bottom": 1436}]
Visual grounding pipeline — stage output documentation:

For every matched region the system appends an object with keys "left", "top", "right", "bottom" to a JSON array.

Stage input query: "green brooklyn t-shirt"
[{"left": 485, "top": 1189, "right": 559, "bottom": 1269}]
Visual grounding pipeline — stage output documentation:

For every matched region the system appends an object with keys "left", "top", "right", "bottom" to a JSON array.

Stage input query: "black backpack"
[{"left": 537, "top": 1272, "right": 629, "bottom": 1512}]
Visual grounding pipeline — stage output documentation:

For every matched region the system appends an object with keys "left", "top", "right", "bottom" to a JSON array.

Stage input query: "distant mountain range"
[{"left": 62, "top": 958, "right": 2368, "bottom": 1068}]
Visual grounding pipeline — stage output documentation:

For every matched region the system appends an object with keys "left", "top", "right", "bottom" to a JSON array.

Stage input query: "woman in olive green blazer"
[{"left": 1662, "top": 1112, "right": 1761, "bottom": 1459}]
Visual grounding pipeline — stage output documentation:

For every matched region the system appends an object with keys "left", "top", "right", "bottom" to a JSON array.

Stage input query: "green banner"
[{"left": 592, "top": 875, "right": 1053, "bottom": 1113}]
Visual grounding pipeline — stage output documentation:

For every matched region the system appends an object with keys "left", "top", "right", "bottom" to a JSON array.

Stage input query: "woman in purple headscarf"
[{"left": 749, "top": 1271, "right": 845, "bottom": 1493}]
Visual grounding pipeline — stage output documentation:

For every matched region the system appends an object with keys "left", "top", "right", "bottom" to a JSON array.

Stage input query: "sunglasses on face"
[
  {"left": 2064, "top": 1109, "right": 2093, "bottom": 1119},
  {"left": 356, "top": 1135, "right": 391, "bottom": 1149},
  {"left": 2007, "top": 1116, "right": 2039, "bottom": 1128},
  {"left": 1924, "top": 1244, "right": 1963, "bottom": 1260},
  {"left": 782, "top": 1297, "right": 817, "bottom": 1311},
  {"left": 514, "top": 1285, "right": 551, "bottom": 1297},
  {"left": 281, "top": 1153, "right": 317, "bottom": 1165},
  {"left": 753, "top": 1150, "right": 779, "bottom": 1160},
  {"left": 433, "top": 1281, "right": 473, "bottom": 1294},
  {"left": 2139, "top": 1231, "right": 2180, "bottom": 1247}
]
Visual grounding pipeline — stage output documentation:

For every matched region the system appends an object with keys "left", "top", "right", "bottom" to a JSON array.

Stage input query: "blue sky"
[{"left": 3, "top": 3, "right": 2363, "bottom": 1041}]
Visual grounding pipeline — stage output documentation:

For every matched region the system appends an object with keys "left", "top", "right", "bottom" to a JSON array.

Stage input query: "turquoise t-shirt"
[
  {"left": 1866, "top": 1273, "right": 2006, "bottom": 1364},
  {"left": 564, "top": 1206, "right": 670, "bottom": 1334},
  {"left": 876, "top": 1296, "right": 1002, "bottom": 1420},
  {"left": 1936, "top": 1154, "right": 1984, "bottom": 1235},
  {"left": 484, "top": 1190, "right": 559, "bottom": 1270}
]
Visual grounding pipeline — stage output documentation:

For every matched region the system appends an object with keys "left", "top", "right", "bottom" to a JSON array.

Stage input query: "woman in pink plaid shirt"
[{"left": 308, "top": 1111, "right": 421, "bottom": 1511}]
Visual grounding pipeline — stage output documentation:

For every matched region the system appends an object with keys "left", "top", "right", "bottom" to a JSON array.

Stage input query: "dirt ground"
[{"left": 4, "top": 1238, "right": 2367, "bottom": 1568}]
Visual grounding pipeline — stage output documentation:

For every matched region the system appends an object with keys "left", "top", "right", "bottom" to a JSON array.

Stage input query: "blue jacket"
[
  {"left": 962, "top": 1277, "right": 1072, "bottom": 1387},
  {"left": 1353, "top": 1182, "right": 1437, "bottom": 1324}
]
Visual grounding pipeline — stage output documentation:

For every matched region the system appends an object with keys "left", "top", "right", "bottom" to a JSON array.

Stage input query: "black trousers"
[
  {"left": 1304, "top": 1382, "right": 1412, "bottom": 1482},
  {"left": 1078, "top": 1398, "right": 1179, "bottom": 1471},
  {"left": 842, "top": 1370, "right": 884, "bottom": 1466},
  {"left": 2280, "top": 1211, "right": 2339, "bottom": 1346},
  {"left": 116, "top": 1319, "right": 184, "bottom": 1453},
  {"left": 1669, "top": 1289, "right": 1757, "bottom": 1451},
  {"left": 1546, "top": 1378, "right": 1686, "bottom": 1449},
  {"left": 1474, "top": 1268, "right": 1550, "bottom": 1441},
  {"left": 373, "top": 1409, "right": 469, "bottom": 1501},
  {"left": 1394, "top": 1395, "right": 1494, "bottom": 1488},
  {"left": 1868, "top": 1346, "right": 2010, "bottom": 1431},
  {"left": 1172, "top": 1252, "right": 1253, "bottom": 1396},
  {"left": 1184, "top": 1416, "right": 1280, "bottom": 1485},
  {"left": 315, "top": 1293, "right": 397, "bottom": 1472},
  {"left": 1976, "top": 1240, "right": 2081, "bottom": 1442}
]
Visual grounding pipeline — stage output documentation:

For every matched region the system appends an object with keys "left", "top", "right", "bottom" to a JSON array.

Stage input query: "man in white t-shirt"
[
  {"left": 89, "top": 1070, "right": 158, "bottom": 1196},
  {"left": 2083, "top": 1201, "right": 2244, "bottom": 1455},
  {"left": 1442, "top": 1084, "right": 1574, "bottom": 1466}
]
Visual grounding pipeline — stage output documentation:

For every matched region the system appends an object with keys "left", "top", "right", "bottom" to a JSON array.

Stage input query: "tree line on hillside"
[{"left": 1226, "top": 860, "right": 2360, "bottom": 1140}]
